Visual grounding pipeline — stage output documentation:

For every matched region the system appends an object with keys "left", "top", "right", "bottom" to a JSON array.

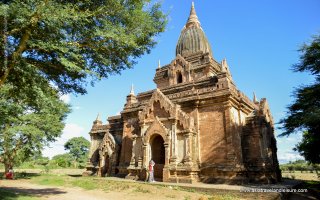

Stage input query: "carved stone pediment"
[
  {"left": 99, "top": 131, "right": 116, "bottom": 157},
  {"left": 168, "top": 55, "right": 192, "bottom": 84},
  {"left": 138, "top": 88, "right": 195, "bottom": 131},
  {"left": 170, "top": 55, "right": 190, "bottom": 70},
  {"left": 143, "top": 116, "right": 169, "bottom": 144}
]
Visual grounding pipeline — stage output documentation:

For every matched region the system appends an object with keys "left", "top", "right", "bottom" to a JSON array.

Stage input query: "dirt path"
[
  {"left": 1, "top": 178, "right": 317, "bottom": 200},
  {"left": 0, "top": 179, "right": 209, "bottom": 200},
  {"left": 0, "top": 179, "right": 112, "bottom": 200}
]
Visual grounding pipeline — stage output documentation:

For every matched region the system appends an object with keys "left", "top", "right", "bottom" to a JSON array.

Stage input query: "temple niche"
[{"left": 83, "top": 3, "right": 281, "bottom": 184}]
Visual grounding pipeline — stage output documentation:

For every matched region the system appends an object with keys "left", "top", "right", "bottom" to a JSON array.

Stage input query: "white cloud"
[
  {"left": 278, "top": 151, "right": 304, "bottom": 164},
  {"left": 60, "top": 94, "right": 71, "bottom": 104},
  {"left": 286, "top": 137, "right": 299, "bottom": 142},
  {"left": 42, "top": 123, "right": 88, "bottom": 158},
  {"left": 73, "top": 106, "right": 81, "bottom": 110}
]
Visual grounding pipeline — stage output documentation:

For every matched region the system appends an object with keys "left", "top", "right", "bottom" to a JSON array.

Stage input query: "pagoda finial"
[
  {"left": 186, "top": 1, "right": 200, "bottom": 28},
  {"left": 96, "top": 113, "right": 101, "bottom": 121},
  {"left": 158, "top": 60, "right": 161, "bottom": 69},
  {"left": 130, "top": 84, "right": 134, "bottom": 95},
  {"left": 221, "top": 58, "right": 228, "bottom": 72},
  {"left": 253, "top": 92, "right": 258, "bottom": 103}
]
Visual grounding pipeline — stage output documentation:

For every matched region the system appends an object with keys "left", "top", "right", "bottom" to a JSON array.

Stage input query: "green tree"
[
  {"left": 50, "top": 153, "right": 73, "bottom": 168},
  {"left": 64, "top": 137, "right": 90, "bottom": 168},
  {"left": 280, "top": 35, "right": 320, "bottom": 164},
  {"left": 0, "top": 80, "right": 70, "bottom": 172},
  {"left": 0, "top": 0, "right": 167, "bottom": 94}
]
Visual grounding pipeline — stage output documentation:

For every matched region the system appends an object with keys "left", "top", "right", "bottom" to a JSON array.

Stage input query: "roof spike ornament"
[
  {"left": 125, "top": 84, "right": 137, "bottom": 107},
  {"left": 130, "top": 84, "right": 134, "bottom": 95},
  {"left": 158, "top": 59, "right": 161, "bottom": 69},
  {"left": 221, "top": 61, "right": 226, "bottom": 72},
  {"left": 221, "top": 58, "right": 233, "bottom": 82},
  {"left": 96, "top": 113, "right": 101, "bottom": 121},
  {"left": 93, "top": 112, "right": 102, "bottom": 126},
  {"left": 253, "top": 92, "right": 258, "bottom": 103},
  {"left": 186, "top": 1, "right": 200, "bottom": 28},
  {"left": 221, "top": 58, "right": 227, "bottom": 72}
]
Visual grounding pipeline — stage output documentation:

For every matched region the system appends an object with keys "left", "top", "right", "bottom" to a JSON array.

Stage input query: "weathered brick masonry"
[{"left": 83, "top": 3, "right": 281, "bottom": 184}]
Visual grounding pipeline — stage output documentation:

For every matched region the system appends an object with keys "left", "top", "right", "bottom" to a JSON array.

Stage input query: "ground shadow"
[
  {"left": 1, "top": 186, "right": 67, "bottom": 196},
  {"left": 67, "top": 174, "right": 82, "bottom": 177},
  {"left": 0, "top": 187, "right": 67, "bottom": 200}
]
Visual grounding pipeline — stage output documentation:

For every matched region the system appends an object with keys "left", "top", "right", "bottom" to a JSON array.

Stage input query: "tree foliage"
[
  {"left": 64, "top": 136, "right": 90, "bottom": 167},
  {"left": 0, "top": 80, "right": 70, "bottom": 172},
  {"left": 0, "top": 0, "right": 167, "bottom": 94},
  {"left": 280, "top": 35, "right": 320, "bottom": 164},
  {"left": 51, "top": 153, "right": 73, "bottom": 168},
  {"left": 0, "top": 0, "right": 166, "bottom": 172}
]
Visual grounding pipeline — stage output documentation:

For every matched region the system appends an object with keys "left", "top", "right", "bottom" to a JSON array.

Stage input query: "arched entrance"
[
  {"left": 102, "top": 154, "right": 110, "bottom": 176},
  {"left": 150, "top": 134, "right": 165, "bottom": 181}
]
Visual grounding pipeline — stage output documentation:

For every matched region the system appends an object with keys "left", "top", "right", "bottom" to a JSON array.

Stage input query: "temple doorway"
[
  {"left": 150, "top": 134, "right": 165, "bottom": 180},
  {"left": 100, "top": 154, "right": 110, "bottom": 177}
]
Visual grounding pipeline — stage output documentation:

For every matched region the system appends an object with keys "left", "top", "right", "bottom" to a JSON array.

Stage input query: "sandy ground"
[
  {"left": 1, "top": 178, "right": 318, "bottom": 200},
  {"left": 1, "top": 179, "right": 107, "bottom": 200},
  {"left": 0, "top": 170, "right": 318, "bottom": 200},
  {"left": 0, "top": 179, "right": 212, "bottom": 200},
  {"left": 282, "top": 172, "right": 319, "bottom": 181}
]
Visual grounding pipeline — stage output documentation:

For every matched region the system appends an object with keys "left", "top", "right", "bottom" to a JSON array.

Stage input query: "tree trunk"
[
  {"left": 4, "top": 160, "right": 13, "bottom": 176},
  {"left": 3, "top": 125, "right": 14, "bottom": 175}
]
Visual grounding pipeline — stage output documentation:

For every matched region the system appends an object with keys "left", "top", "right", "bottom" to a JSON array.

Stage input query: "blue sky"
[{"left": 43, "top": 0, "right": 320, "bottom": 164}]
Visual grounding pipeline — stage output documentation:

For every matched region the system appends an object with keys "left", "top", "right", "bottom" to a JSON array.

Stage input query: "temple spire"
[
  {"left": 130, "top": 84, "right": 134, "bottom": 95},
  {"left": 125, "top": 84, "right": 137, "bottom": 107},
  {"left": 93, "top": 113, "right": 102, "bottom": 126},
  {"left": 158, "top": 60, "right": 161, "bottom": 69},
  {"left": 253, "top": 92, "right": 258, "bottom": 103},
  {"left": 186, "top": 2, "right": 200, "bottom": 28},
  {"left": 221, "top": 58, "right": 227, "bottom": 72},
  {"left": 96, "top": 113, "right": 101, "bottom": 121}
]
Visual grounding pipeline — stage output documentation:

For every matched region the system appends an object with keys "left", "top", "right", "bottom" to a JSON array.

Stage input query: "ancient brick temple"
[{"left": 83, "top": 3, "right": 281, "bottom": 184}]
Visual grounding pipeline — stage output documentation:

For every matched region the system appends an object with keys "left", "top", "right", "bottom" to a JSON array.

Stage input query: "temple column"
[
  {"left": 170, "top": 120, "right": 177, "bottom": 163},
  {"left": 164, "top": 143, "right": 170, "bottom": 166},
  {"left": 129, "top": 135, "right": 137, "bottom": 167},
  {"left": 98, "top": 153, "right": 105, "bottom": 176},
  {"left": 195, "top": 100, "right": 201, "bottom": 165},
  {"left": 140, "top": 124, "right": 148, "bottom": 136},
  {"left": 163, "top": 143, "right": 170, "bottom": 182},
  {"left": 142, "top": 144, "right": 148, "bottom": 168},
  {"left": 183, "top": 132, "right": 192, "bottom": 164}
]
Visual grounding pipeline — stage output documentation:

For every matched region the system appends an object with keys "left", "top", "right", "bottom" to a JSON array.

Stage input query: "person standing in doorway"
[{"left": 148, "top": 159, "right": 155, "bottom": 182}]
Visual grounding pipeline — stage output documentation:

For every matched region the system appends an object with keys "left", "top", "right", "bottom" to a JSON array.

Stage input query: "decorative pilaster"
[
  {"left": 164, "top": 143, "right": 170, "bottom": 166},
  {"left": 170, "top": 121, "right": 177, "bottom": 163},
  {"left": 138, "top": 156, "right": 143, "bottom": 168},
  {"left": 183, "top": 133, "right": 192, "bottom": 164},
  {"left": 129, "top": 135, "right": 137, "bottom": 167},
  {"left": 195, "top": 100, "right": 201, "bottom": 165},
  {"left": 142, "top": 144, "right": 147, "bottom": 168},
  {"left": 140, "top": 123, "right": 148, "bottom": 136},
  {"left": 98, "top": 155, "right": 105, "bottom": 176}
]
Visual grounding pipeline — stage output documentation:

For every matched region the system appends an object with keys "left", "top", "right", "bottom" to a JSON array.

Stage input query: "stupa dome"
[{"left": 176, "top": 3, "right": 213, "bottom": 57}]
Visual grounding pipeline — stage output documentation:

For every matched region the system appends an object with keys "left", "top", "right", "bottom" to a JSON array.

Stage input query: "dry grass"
[
  {"left": 282, "top": 171, "right": 319, "bottom": 181},
  {"left": 0, "top": 169, "right": 284, "bottom": 200}
]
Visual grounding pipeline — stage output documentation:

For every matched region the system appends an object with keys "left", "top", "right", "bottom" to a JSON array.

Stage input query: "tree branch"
[{"left": 0, "top": 1, "right": 49, "bottom": 87}]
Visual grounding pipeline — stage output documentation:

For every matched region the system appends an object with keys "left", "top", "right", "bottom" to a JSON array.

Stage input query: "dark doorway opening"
[
  {"left": 176, "top": 71, "right": 183, "bottom": 84},
  {"left": 150, "top": 134, "right": 165, "bottom": 180}
]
